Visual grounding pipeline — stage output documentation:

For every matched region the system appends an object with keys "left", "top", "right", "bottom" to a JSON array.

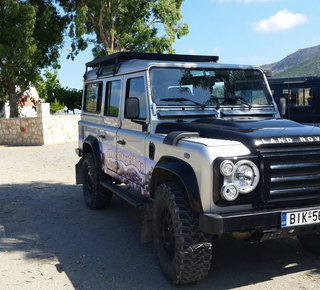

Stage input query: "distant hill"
[{"left": 261, "top": 44, "right": 320, "bottom": 77}]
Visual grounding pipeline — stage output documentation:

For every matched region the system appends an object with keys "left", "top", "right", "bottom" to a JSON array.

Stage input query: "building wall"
[
  {"left": 1, "top": 86, "right": 41, "bottom": 118},
  {"left": 0, "top": 103, "right": 80, "bottom": 146}
]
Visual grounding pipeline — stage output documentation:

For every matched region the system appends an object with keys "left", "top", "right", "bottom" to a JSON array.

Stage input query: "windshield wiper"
[
  {"left": 237, "top": 96, "right": 252, "bottom": 109},
  {"left": 160, "top": 98, "right": 206, "bottom": 110},
  {"left": 224, "top": 96, "right": 252, "bottom": 109}
]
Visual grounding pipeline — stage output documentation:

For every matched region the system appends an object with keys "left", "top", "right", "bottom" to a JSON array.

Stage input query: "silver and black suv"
[{"left": 76, "top": 52, "right": 320, "bottom": 284}]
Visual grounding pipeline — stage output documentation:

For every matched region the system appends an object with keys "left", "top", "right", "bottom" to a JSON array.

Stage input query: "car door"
[
  {"left": 99, "top": 77, "right": 122, "bottom": 178},
  {"left": 116, "top": 72, "right": 149, "bottom": 194}
]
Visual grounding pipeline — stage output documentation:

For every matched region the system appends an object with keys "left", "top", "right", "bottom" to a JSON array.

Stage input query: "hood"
[{"left": 156, "top": 118, "right": 320, "bottom": 148}]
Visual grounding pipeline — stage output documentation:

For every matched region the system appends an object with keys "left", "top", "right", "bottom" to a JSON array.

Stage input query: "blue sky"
[{"left": 57, "top": 0, "right": 320, "bottom": 89}]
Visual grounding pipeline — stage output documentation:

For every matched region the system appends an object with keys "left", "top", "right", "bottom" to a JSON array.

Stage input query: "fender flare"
[
  {"left": 151, "top": 156, "right": 202, "bottom": 212},
  {"left": 82, "top": 135, "right": 102, "bottom": 169},
  {"left": 76, "top": 136, "right": 101, "bottom": 184}
]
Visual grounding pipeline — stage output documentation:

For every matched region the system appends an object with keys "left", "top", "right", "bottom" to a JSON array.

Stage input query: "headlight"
[
  {"left": 219, "top": 159, "right": 260, "bottom": 202},
  {"left": 232, "top": 160, "right": 259, "bottom": 193},
  {"left": 220, "top": 160, "right": 234, "bottom": 176},
  {"left": 221, "top": 183, "right": 239, "bottom": 201}
]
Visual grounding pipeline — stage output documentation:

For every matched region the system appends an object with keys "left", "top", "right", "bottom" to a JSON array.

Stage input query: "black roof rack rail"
[{"left": 86, "top": 52, "right": 219, "bottom": 68}]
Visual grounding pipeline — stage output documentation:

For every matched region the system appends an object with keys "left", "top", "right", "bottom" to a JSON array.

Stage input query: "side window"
[
  {"left": 105, "top": 80, "right": 121, "bottom": 117},
  {"left": 282, "top": 87, "right": 312, "bottom": 107},
  {"left": 84, "top": 82, "right": 102, "bottom": 113},
  {"left": 126, "top": 77, "right": 147, "bottom": 119}
]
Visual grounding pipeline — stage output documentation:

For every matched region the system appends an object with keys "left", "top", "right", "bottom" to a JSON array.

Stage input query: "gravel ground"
[{"left": 0, "top": 142, "right": 320, "bottom": 289}]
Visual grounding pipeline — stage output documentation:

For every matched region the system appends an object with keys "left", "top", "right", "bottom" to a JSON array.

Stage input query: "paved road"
[{"left": 0, "top": 143, "right": 320, "bottom": 289}]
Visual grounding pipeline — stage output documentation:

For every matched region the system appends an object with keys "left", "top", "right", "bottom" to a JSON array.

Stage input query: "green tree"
[
  {"left": 36, "top": 70, "right": 61, "bottom": 102},
  {"left": 0, "top": 0, "right": 68, "bottom": 117},
  {"left": 59, "top": 0, "right": 189, "bottom": 58},
  {"left": 36, "top": 70, "right": 64, "bottom": 114},
  {"left": 56, "top": 87, "right": 82, "bottom": 114},
  {"left": 50, "top": 98, "right": 65, "bottom": 114},
  {"left": 36, "top": 69, "right": 82, "bottom": 114}
]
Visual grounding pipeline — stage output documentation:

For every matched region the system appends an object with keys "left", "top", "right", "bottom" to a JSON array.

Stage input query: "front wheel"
[
  {"left": 82, "top": 153, "right": 112, "bottom": 209},
  {"left": 152, "top": 182, "right": 212, "bottom": 284},
  {"left": 298, "top": 233, "right": 320, "bottom": 254}
]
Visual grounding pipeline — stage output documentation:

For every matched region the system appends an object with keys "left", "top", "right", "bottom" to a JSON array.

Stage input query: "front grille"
[{"left": 258, "top": 144, "right": 320, "bottom": 207}]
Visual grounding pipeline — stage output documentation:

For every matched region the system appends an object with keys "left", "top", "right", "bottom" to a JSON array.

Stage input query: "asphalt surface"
[{"left": 0, "top": 142, "right": 320, "bottom": 289}]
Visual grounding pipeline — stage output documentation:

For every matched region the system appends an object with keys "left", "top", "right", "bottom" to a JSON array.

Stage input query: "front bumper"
[{"left": 199, "top": 206, "right": 320, "bottom": 237}]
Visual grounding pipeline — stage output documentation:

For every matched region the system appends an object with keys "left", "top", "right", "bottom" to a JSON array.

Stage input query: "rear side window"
[
  {"left": 84, "top": 82, "right": 102, "bottom": 113},
  {"left": 282, "top": 87, "right": 313, "bottom": 107},
  {"left": 105, "top": 80, "right": 121, "bottom": 117}
]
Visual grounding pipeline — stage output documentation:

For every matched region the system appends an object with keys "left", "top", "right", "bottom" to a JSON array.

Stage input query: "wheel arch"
[
  {"left": 75, "top": 135, "right": 101, "bottom": 184},
  {"left": 82, "top": 135, "right": 102, "bottom": 169},
  {"left": 150, "top": 156, "right": 202, "bottom": 212}
]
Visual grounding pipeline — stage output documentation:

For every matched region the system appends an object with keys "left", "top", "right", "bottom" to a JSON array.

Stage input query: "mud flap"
[{"left": 75, "top": 158, "right": 84, "bottom": 184}]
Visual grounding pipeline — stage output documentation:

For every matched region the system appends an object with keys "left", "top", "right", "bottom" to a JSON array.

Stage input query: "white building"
[{"left": 1, "top": 87, "right": 42, "bottom": 118}]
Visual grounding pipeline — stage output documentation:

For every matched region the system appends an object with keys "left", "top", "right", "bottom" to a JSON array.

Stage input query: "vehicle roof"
[
  {"left": 84, "top": 52, "right": 262, "bottom": 81},
  {"left": 86, "top": 52, "right": 219, "bottom": 68},
  {"left": 268, "top": 76, "right": 320, "bottom": 84}
]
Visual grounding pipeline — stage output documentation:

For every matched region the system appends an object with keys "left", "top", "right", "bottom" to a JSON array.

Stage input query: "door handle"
[
  {"left": 117, "top": 140, "right": 126, "bottom": 145},
  {"left": 99, "top": 135, "right": 106, "bottom": 139}
]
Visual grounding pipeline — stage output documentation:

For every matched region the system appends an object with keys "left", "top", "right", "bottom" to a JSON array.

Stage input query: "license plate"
[{"left": 281, "top": 210, "right": 320, "bottom": 227}]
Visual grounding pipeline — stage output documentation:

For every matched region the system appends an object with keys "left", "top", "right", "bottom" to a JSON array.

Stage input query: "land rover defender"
[{"left": 76, "top": 52, "right": 320, "bottom": 284}]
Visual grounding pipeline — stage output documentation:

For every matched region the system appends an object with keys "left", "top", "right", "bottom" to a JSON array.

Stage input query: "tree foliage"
[
  {"left": 56, "top": 87, "right": 82, "bottom": 114},
  {"left": 36, "top": 70, "right": 82, "bottom": 114},
  {"left": 59, "top": 0, "right": 189, "bottom": 58},
  {"left": 50, "top": 98, "right": 65, "bottom": 115},
  {"left": 0, "top": 0, "right": 68, "bottom": 117},
  {"left": 36, "top": 70, "right": 61, "bottom": 102},
  {"left": 0, "top": 0, "right": 188, "bottom": 117}
]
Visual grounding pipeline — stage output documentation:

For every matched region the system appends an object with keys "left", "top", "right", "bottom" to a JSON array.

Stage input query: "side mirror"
[
  {"left": 279, "top": 97, "right": 286, "bottom": 116},
  {"left": 125, "top": 97, "right": 140, "bottom": 119},
  {"left": 264, "top": 69, "right": 272, "bottom": 77}
]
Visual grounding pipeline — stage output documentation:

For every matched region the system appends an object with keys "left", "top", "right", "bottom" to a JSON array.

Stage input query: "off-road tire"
[
  {"left": 298, "top": 233, "right": 320, "bottom": 254},
  {"left": 152, "top": 182, "right": 212, "bottom": 284},
  {"left": 83, "top": 153, "right": 112, "bottom": 209}
]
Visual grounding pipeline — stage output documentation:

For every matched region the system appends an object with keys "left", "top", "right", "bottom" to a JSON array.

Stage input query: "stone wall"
[{"left": 0, "top": 103, "right": 80, "bottom": 146}]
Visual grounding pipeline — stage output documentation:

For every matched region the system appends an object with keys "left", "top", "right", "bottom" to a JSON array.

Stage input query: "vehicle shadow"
[{"left": 0, "top": 182, "right": 320, "bottom": 289}]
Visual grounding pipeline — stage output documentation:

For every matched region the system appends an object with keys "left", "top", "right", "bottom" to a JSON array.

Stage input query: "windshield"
[{"left": 150, "top": 68, "right": 272, "bottom": 107}]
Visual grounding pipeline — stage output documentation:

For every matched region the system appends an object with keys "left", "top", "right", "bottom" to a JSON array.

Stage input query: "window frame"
[
  {"left": 124, "top": 75, "right": 148, "bottom": 121},
  {"left": 104, "top": 79, "right": 121, "bottom": 117},
  {"left": 83, "top": 81, "right": 103, "bottom": 114}
]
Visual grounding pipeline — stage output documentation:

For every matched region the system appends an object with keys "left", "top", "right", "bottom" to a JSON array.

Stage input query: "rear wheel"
[
  {"left": 83, "top": 153, "right": 112, "bottom": 209},
  {"left": 152, "top": 182, "right": 212, "bottom": 284},
  {"left": 298, "top": 233, "right": 320, "bottom": 254}
]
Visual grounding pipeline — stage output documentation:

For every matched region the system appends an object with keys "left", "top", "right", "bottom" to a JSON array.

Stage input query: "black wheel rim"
[{"left": 160, "top": 208, "right": 175, "bottom": 259}]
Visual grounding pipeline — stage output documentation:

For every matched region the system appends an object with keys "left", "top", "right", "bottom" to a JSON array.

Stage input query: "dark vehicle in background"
[{"left": 268, "top": 76, "right": 320, "bottom": 125}]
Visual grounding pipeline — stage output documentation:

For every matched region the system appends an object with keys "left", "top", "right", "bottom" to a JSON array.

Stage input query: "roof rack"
[{"left": 86, "top": 52, "right": 219, "bottom": 68}]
